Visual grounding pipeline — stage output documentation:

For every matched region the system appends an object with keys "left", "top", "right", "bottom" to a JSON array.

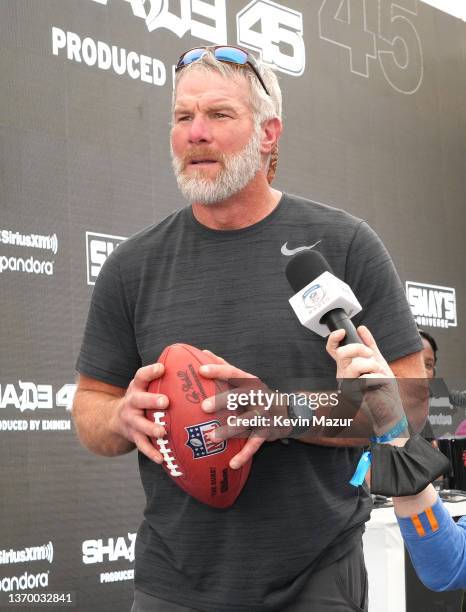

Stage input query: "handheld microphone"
[{"left": 286, "top": 251, "right": 363, "bottom": 346}]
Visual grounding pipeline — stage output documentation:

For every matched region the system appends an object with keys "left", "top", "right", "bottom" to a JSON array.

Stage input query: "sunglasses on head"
[{"left": 175, "top": 45, "right": 270, "bottom": 96}]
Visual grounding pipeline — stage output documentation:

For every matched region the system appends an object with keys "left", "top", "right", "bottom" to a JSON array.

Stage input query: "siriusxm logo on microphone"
[{"left": 302, "top": 284, "right": 325, "bottom": 309}]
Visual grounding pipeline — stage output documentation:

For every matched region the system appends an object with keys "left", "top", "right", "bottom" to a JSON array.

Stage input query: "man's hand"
[
  {"left": 198, "top": 350, "right": 291, "bottom": 470},
  {"left": 111, "top": 363, "right": 170, "bottom": 463}
]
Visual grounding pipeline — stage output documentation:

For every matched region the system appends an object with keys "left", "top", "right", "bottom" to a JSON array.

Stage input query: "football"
[{"left": 146, "top": 344, "right": 252, "bottom": 508}]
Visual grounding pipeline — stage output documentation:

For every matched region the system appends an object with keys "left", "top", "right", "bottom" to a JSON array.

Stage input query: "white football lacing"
[{"left": 153, "top": 411, "right": 183, "bottom": 477}]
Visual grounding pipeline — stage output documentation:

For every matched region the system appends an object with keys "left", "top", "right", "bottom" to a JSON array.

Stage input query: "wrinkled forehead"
[{"left": 173, "top": 66, "right": 254, "bottom": 112}]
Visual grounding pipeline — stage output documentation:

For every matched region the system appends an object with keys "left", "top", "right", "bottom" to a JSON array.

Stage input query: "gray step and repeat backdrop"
[{"left": 1, "top": 1, "right": 465, "bottom": 610}]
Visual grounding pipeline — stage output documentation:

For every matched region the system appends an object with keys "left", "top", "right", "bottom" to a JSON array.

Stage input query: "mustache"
[{"left": 180, "top": 147, "right": 225, "bottom": 170}]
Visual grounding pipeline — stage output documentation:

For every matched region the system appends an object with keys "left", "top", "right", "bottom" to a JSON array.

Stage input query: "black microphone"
[{"left": 286, "top": 251, "right": 363, "bottom": 346}]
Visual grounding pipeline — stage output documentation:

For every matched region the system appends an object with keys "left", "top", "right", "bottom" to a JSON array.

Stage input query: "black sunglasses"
[{"left": 175, "top": 46, "right": 270, "bottom": 97}]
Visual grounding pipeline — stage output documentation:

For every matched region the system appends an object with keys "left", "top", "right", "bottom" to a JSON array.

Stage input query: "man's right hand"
[
  {"left": 111, "top": 363, "right": 169, "bottom": 463},
  {"left": 73, "top": 364, "right": 169, "bottom": 462}
]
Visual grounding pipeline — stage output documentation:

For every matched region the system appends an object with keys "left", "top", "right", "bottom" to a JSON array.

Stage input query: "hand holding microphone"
[
  {"left": 285, "top": 250, "right": 363, "bottom": 345},
  {"left": 285, "top": 250, "right": 405, "bottom": 436}
]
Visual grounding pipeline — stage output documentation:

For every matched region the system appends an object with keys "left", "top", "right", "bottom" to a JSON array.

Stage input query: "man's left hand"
[{"left": 199, "top": 350, "right": 291, "bottom": 469}]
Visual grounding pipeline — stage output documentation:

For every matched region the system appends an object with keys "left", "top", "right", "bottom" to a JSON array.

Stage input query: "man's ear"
[{"left": 260, "top": 117, "right": 282, "bottom": 155}]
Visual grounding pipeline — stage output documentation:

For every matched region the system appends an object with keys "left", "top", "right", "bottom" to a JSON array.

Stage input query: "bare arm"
[
  {"left": 301, "top": 334, "right": 427, "bottom": 447},
  {"left": 73, "top": 375, "right": 130, "bottom": 456},
  {"left": 326, "top": 325, "right": 438, "bottom": 513},
  {"left": 393, "top": 484, "right": 438, "bottom": 516},
  {"left": 72, "top": 364, "right": 169, "bottom": 463}
]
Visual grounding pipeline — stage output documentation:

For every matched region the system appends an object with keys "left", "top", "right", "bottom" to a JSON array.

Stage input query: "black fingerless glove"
[{"left": 370, "top": 434, "right": 451, "bottom": 496}]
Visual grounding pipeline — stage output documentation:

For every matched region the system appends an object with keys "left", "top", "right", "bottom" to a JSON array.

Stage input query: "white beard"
[{"left": 171, "top": 127, "right": 263, "bottom": 205}]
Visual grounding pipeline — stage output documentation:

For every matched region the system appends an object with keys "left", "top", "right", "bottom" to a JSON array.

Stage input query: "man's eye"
[
  {"left": 213, "top": 112, "right": 228, "bottom": 119},
  {"left": 177, "top": 115, "right": 192, "bottom": 122}
]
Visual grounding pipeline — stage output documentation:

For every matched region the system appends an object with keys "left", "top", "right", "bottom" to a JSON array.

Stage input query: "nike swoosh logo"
[{"left": 281, "top": 240, "right": 322, "bottom": 256}]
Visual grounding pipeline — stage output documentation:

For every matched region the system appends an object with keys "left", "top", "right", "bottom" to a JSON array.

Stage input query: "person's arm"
[
  {"left": 327, "top": 326, "right": 466, "bottom": 591},
  {"left": 307, "top": 219, "right": 426, "bottom": 445},
  {"left": 72, "top": 365, "right": 169, "bottom": 463},
  {"left": 305, "top": 337, "right": 427, "bottom": 447},
  {"left": 395, "top": 489, "right": 466, "bottom": 591}
]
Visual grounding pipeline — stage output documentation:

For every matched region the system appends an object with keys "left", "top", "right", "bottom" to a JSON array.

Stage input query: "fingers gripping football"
[
  {"left": 117, "top": 363, "right": 169, "bottom": 464},
  {"left": 145, "top": 344, "right": 252, "bottom": 507}
]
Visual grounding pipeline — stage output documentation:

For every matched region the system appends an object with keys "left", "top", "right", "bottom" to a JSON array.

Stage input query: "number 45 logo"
[
  {"left": 237, "top": 0, "right": 305, "bottom": 76},
  {"left": 319, "top": 0, "right": 423, "bottom": 94}
]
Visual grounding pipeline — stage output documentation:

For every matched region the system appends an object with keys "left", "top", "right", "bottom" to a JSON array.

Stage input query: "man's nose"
[{"left": 188, "top": 115, "right": 212, "bottom": 144}]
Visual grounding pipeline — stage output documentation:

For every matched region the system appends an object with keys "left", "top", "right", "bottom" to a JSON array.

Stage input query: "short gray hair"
[{"left": 172, "top": 50, "right": 282, "bottom": 126}]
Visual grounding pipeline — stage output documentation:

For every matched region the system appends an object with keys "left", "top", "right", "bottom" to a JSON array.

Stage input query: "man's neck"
[{"left": 191, "top": 174, "right": 283, "bottom": 231}]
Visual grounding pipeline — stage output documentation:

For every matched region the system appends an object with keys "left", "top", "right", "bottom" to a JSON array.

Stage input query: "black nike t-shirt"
[{"left": 77, "top": 193, "right": 422, "bottom": 611}]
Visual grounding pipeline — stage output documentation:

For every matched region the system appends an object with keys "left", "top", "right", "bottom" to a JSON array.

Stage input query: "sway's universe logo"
[
  {"left": 406, "top": 281, "right": 457, "bottom": 328},
  {"left": 0, "top": 228, "right": 58, "bottom": 276},
  {"left": 52, "top": 1, "right": 305, "bottom": 84},
  {"left": 86, "top": 232, "right": 127, "bottom": 285}
]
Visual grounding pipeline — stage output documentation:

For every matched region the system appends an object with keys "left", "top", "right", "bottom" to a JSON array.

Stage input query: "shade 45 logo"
[
  {"left": 237, "top": 1, "right": 305, "bottom": 75},
  {"left": 90, "top": 0, "right": 305, "bottom": 76},
  {"left": 82, "top": 533, "right": 136, "bottom": 564},
  {"left": 0, "top": 383, "right": 76, "bottom": 411},
  {"left": 86, "top": 232, "right": 127, "bottom": 285}
]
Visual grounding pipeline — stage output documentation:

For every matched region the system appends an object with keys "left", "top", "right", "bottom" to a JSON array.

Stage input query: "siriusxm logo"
[
  {"left": 0, "top": 230, "right": 58, "bottom": 255},
  {"left": 0, "top": 228, "right": 58, "bottom": 276},
  {"left": 0, "top": 542, "right": 54, "bottom": 566},
  {"left": 302, "top": 284, "right": 325, "bottom": 309},
  {"left": 86, "top": 232, "right": 127, "bottom": 285},
  {"left": 406, "top": 281, "right": 457, "bottom": 328}
]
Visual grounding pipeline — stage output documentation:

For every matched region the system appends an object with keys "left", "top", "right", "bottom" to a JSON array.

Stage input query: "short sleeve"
[
  {"left": 76, "top": 253, "right": 141, "bottom": 388},
  {"left": 346, "top": 222, "right": 423, "bottom": 363}
]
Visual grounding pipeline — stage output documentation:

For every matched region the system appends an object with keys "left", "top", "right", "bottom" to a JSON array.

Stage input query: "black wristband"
[{"left": 370, "top": 434, "right": 451, "bottom": 496}]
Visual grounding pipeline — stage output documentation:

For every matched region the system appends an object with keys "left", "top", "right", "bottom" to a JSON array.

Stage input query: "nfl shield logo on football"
[
  {"left": 302, "top": 284, "right": 325, "bottom": 309},
  {"left": 186, "top": 420, "right": 226, "bottom": 458}
]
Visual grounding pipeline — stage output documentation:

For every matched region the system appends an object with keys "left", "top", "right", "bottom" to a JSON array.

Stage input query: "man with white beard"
[{"left": 73, "top": 47, "right": 425, "bottom": 611}]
